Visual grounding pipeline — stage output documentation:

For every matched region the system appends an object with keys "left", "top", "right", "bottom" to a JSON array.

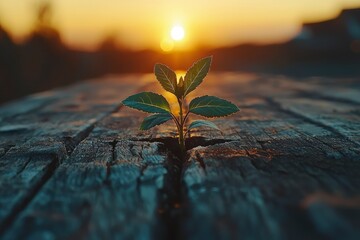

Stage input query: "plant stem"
[
  {"left": 178, "top": 98, "right": 185, "bottom": 155},
  {"left": 170, "top": 112, "right": 181, "bottom": 130}
]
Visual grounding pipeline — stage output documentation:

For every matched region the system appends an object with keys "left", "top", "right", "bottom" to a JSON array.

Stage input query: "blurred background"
[{"left": 0, "top": 0, "right": 359, "bottom": 104}]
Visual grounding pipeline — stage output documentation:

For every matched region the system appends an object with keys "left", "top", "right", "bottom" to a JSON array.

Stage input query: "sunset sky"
[{"left": 1, "top": 0, "right": 359, "bottom": 51}]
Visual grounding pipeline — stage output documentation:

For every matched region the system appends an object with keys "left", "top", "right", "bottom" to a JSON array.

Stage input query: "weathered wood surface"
[{"left": 0, "top": 72, "right": 359, "bottom": 239}]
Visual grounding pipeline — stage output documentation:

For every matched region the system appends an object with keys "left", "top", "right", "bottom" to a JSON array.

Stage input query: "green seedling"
[{"left": 122, "top": 56, "right": 239, "bottom": 155}]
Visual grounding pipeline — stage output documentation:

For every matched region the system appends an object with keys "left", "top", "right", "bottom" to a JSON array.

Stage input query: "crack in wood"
[
  {"left": 0, "top": 145, "right": 15, "bottom": 159},
  {"left": 62, "top": 124, "right": 96, "bottom": 155},
  {"left": 194, "top": 152, "right": 206, "bottom": 171},
  {"left": 15, "top": 156, "right": 33, "bottom": 176},
  {"left": 131, "top": 135, "right": 241, "bottom": 240},
  {"left": 131, "top": 136, "right": 235, "bottom": 153},
  {"left": 156, "top": 145, "right": 183, "bottom": 240},
  {"left": 103, "top": 140, "right": 117, "bottom": 186}
]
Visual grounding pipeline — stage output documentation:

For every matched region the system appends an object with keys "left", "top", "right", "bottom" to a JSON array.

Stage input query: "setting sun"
[{"left": 171, "top": 25, "right": 185, "bottom": 41}]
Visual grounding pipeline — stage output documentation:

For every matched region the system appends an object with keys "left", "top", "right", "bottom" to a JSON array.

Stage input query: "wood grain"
[
  {"left": 0, "top": 75, "right": 147, "bottom": 234},
  {"left": 0, "top": 72, "right": 359, "bottom": 239}
]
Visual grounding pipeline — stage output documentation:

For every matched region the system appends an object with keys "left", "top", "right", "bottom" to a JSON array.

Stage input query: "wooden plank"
[
  {"left": 1, "top": 75, "right": 174, "bottom": 238},
  {"left": 3, "top": 139, "right": 170, "bottom": 239},
  {"left": 181, "top": 88, "right": 360, "bottom": 239},
  {"left": 1, "top": 72, "right": 359, "bottom": 239},
  {"left": 0, "top": 92, "right": 56, "bottom": 122},
  {"left": 182, "top": 141, "right": 360, "bottom": 239},
  {"left": 0, "top": 92, "right": 57, "bottom": 158},
  {"left": 0, "top": 75, "right": 148, "bottom": 234},
  {"left": 270, "top": 97, "right": 360, "bottom": 144},
  {"left": 0, "top": 74, "right": 148, "bottom": 155},
  {"left": 0, "top": 137, "right": 67, "bottom": 234},
  {"left": 268, "top": 75, "right": 360, "bottom": 104},
  {"left": 182, "top": 95, "right": 360, "bottom": 238},
  {"left": 188, "top": 87, "right": 360, "bottom": 158}
]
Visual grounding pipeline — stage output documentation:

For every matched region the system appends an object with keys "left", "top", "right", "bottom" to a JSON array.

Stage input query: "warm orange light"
[
  {"left": 171, "top": 25, "right": 185, "bottom": 41},
  {"left": 175, "top": 70, "right": 186, "bottom": 83},
  {"left": 160, "top": 38, "right": 174, "bottom": 52},
  {"left": 2, "top": 1, "right": 360, "bottom": 50}
]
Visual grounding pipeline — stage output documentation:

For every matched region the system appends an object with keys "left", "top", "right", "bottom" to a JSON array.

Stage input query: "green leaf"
[
  {"left": 122, "top": 92, "right": 171, "bottom": 113},
  {"left": 183, "top": 56, "right": 212, "bottom": 96},
  {"left": 189, "top": 95, "right": 239, "bottom": 118},
  {"left": 154, "top": 63, "right": 177, "bottom": 95},
  {"left": 188, "top": 120, "right": 220, "bottom": 131},
  {"left": 140, "top": 113, "right": 172, "bottom": 130}
]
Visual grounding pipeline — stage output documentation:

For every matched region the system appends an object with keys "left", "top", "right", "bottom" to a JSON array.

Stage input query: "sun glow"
[
  {"left": 160, "top": 24, "right": 186, "bottom": 52},
  {"left": 171, "top": 25, "right": 185, "bottom": 41},
  {"left": 2, "top": 0, "right": 358, "bottom": 50},
  {"left": 160, "top": 38, "right": 174, "bottom": 52}
]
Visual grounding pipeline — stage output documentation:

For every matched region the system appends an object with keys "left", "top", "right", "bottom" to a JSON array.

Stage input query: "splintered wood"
[{"left": 0, "top": 73, "right": 359, "bottom": 239}]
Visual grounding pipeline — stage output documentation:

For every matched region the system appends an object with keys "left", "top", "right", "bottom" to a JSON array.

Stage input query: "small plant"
[{"left": 122, "top": 56, "right": 239, "bottom": 155}]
